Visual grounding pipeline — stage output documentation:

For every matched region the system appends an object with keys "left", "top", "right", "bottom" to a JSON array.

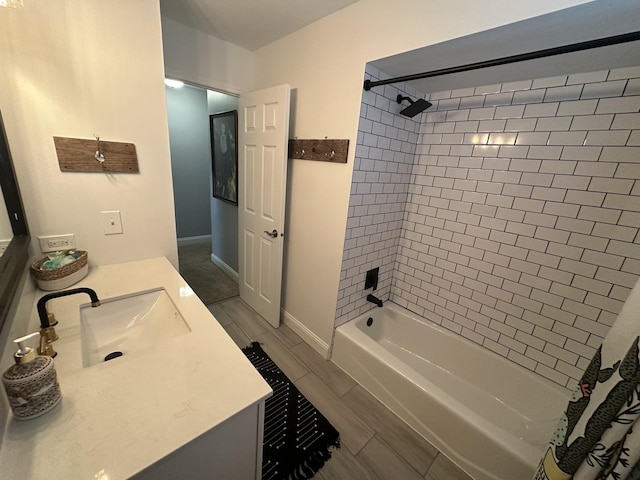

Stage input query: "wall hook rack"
[
  {"left": 54, "top": 135, "right": 139, "bottom": 173},
  {"left": 288, "top": 138, "right": 349, "bottom": 163}
]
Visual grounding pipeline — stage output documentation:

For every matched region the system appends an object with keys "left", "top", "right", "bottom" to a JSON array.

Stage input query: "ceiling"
[
  {"left": 371, "top": 0, "right": 640, "bottom": 95},
  {"left": 159, "top": 0, "right": 359, "bottom": 51}
]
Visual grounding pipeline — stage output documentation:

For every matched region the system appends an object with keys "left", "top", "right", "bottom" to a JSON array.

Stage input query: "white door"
[{"left": 238, "top": 84, "right": 291, "bottom": 327}]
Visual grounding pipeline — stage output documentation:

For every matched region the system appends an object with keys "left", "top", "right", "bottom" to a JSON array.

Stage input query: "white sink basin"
[{"left": 80, "top": 288, "right": 190, "bottom": 367}]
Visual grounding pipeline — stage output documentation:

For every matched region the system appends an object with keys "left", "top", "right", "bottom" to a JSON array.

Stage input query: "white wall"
[
  {"left": 162, "top": 17, "right": 254, "bottom": 95},
  {"left": 0, "top": 0, "right": 177, "bottom": 268},
  {"left": 253, "top": 0, "right": 597, "bottom": 349},
  {"left": 0, "top": 0, "right": 176, "bottom": 444}
]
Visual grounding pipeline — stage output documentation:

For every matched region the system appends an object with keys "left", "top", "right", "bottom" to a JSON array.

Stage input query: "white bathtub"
[{"left": 332, "top": 302, "right": 570, "bottom": 480}]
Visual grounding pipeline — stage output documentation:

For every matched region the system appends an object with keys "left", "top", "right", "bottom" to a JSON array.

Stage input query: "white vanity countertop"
[{"left": 0, "top": 257, "right": 272, "bottom": 479}]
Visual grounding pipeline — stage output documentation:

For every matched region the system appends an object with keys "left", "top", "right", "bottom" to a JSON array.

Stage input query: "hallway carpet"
[{"left": 177, "top": 242, "right": 239, "bottom": 305}]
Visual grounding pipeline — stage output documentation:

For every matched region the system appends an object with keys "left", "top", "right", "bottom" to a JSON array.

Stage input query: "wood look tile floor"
[{"left": 208, "top": 297, "right": 474, "bottom": 480}]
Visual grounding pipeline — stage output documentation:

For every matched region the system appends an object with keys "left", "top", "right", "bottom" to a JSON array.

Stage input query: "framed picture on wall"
[{"left": 210, "top": 110, "right": 238, "bottom": 205}]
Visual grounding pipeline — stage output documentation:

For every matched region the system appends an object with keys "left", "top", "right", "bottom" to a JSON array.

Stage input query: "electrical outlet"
[
  {"left": 101, "top": 210, "right": 123, "bottom": 235},
  {"left": 38, "top": 234, "right": 77, "bottom": 253}
]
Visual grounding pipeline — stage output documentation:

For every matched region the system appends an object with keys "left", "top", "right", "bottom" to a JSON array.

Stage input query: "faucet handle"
[
  {"left": 48, "top": 312, "right": 58, "bottom": 326},
  {"left": 38, "top": 330, "right": 57, "bottom": 358}
]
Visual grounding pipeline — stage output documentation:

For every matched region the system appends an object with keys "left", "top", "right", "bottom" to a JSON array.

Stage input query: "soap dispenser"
[{"left": 2, "top": 332, "right": 62, "bottom": 420}]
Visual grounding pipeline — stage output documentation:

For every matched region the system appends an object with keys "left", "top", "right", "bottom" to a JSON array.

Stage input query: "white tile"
[
  {"left": 557, "top": 99, "right": 598, "bottom": 116},
  {"left": 494, "top": 105, "right": 526, "bottom": 119},
  {"left": 532, "top": 187, "right": 567, "bottom": 202},
  {"left": 588, "top": 178, "right": 634, "bottom": 194},
  {"left": 596, "top": 96, "right": 640, "bottom": 114},
  {"left": 532, "top": 75, "right": 567, "bottom": 89},
  {"left": 475, "top": 83, "right": 502, "bottom": 95},
  {"left": 463, "top": 133, "right": 489, "bottom": 144},
  {"left": 552, "top": 175, "right": 591, "bottom": 190},
  {"left": 603, "top": 193, "right": 640, "bottom": 212},
  {"left": 584, "top": 130, "right": 630, "bottom": 146},
  {"left": 451, "top": 86, "right": 476, "bottom": 97},
  {"left": 544, "top": 85, "right": 583, "bottom": 102},
  {"left": 528, "top": 146, "right": 563, "bottom": 160},
  {"left": 523, "top": 211, "right": 557, "bottom": 227},
  {"left": 535, "top": 117, "right": 572, "bottom": 132},
  {"left": 548, "top": 131, "right": 587, "bottom": 146},
  {"left": 468, "top": 107, "right": 496, "bottom": 120},
  {"left": 524, "top": 103, "right": 559, "bottom": 118},
  {"left": 521, "top": 172, "right": 554, "bottom": 186},
  {"left": 543, "top": 201, "right": 579, "bottom": 217},
  {"left": 611, "top": 113, "right": 640, "bottom": 130},
  {"left": 505, "top": 118, "right": 537, "bottom": 131},
  {"left": 498, "top": 145, "right": 529, "bottom": 158},
  {"left": 478, "top": 119, "right": 507, "bottom": 132},
  {"left": 556, "top": 217, "right": 594, "bottom": 234},
  {"left": 513, "top": 89, "right": 546, "bottom": 105},
  {"left": 564, "top": 190, "right": 605, "bottom": 207},
  {"left": 578, "top": 205, "right": 621, "bottom": 224},
  {"left": 503, "top": 184, "right": 534, "bottom": 198},
  {"left": 625, "top": 78, "right": 640, "bottom": 96},
  {"left": 515, "top": 132, "right": 550, "bottom": 145},
  {"left": 575, "top": 162, "right": 618, "bottom": 177},
  {"left": 484, "top": 92, "right": 513, "bottom": 107},
  {"left": 570, "top": 114, "right": 614, "bottom": 131},
  {"left": 568, "top": 70, "right": 608, "bottom": 85},
  {"left": 599, "top": 146, "right": 640, "bottom": 162},
  {"left": 430, "top": 89, "right": 452, "bottom": 100},
  {"left": 540, "top": 160, "right": 576, "bottom": 174},
  {"left": 501, "top": 80, "right": 533, "bottom": 92},
  {"left": 568, "top": 232, "right": 609, "bottom": 251},
  {"left": 454, "top": 121, "right": 480, "bottom": 133},
  {"left": 446, "top": 109, "right": 470, "bottom": 122},
  {"left": 488, "top": 132, "right": 517, "bottom": 145},
  {"left": 560, "top": 146, "right": 602, "bottom": 161},
  {"left": 509, "top": 158, "right": 540, "bottom": 172},
  {"left": 513, "top": 197, "right": 544, "bottom": 212},
  {"left": 535, "top": 226, "right": 570, "bottom": 244},
  {"left": 459, "top": 96, "right": 485, "bottom": 109},
  {"left": 581, "top": 80, "right": 627, "bottom": 99},
  {"left": 615, "top": 163, "right": 640, "bottom": 179},
  {"left": 437, "top": 98, "right": 461, "bottom": 111},
  {"left": 608, "top": 66, "right": 640, "bottom": 81}
]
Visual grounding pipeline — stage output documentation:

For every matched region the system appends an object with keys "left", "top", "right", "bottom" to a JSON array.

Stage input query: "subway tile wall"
[
  {"left": 338, "top": 64, "right": 640, "bottom": 389},
  {"left": 335, "top": 65, "right": 421, "bottom": 327}
]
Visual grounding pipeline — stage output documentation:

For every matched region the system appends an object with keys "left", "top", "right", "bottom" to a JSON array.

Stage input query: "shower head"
[{"left": 396, "top": 94, "right": 432, "bottom": 118}]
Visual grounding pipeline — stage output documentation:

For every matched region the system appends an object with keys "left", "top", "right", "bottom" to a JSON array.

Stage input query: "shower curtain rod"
[{"left": 363, "top": 31, "right": 640, "bottom": 91}]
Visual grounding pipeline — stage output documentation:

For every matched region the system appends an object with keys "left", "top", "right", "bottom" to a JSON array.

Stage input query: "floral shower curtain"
[{"left": 533, "top": 279, "right": 640, "bottom": 480}]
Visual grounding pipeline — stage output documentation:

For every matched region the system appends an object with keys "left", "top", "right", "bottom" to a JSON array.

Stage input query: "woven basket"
[{"left": 30, "top": 250, "right": 89, "bottom": 291}]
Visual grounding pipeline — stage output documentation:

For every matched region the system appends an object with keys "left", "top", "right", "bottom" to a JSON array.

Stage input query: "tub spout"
[
  {"left": 367, "top": 294, "right": 383, "bottom": 308},
  {"left": 36, "top": 287, "right": 101, "bottom": 357}
]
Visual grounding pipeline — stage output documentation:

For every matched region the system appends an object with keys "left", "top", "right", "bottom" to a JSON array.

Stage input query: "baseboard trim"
[
  {"left": 280, "top": 309, "right": 330, "bottom": 359},
  {"left": 177, "top": 235, "right": 211, "bottom": 246},
  {"left": 210, "top": 253, "right": 239, "bottom": 284}
]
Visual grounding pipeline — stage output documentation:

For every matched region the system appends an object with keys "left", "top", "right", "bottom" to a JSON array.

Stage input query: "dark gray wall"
[
  {"left": 208, "top": 90, "right": 239, "bottom": 273},
  {"left": 166, "top": 84, "right": 212, "bottom": 239}
]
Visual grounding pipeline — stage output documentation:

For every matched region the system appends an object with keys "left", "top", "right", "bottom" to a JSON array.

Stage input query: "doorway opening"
[{"left": 165, "top": 79, "right": 239, "bottom": 305}]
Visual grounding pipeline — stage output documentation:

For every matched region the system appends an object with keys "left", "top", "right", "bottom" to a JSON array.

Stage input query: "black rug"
[{"left": 242, "top": 342, "right": 340, "bottom": 480}]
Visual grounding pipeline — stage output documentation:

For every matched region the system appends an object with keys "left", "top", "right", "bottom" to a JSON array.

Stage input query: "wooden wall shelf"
[
  {"left": 54, "top": 136, "right": 139, "bottom": 173},
  {"left": 288, "top": 139, "right": 349, "bottom": 163}
]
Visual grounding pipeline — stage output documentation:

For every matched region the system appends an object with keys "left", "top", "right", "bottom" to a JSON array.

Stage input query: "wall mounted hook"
[{"left": 94, "top": 134, "right": 105, "bottom": 164}]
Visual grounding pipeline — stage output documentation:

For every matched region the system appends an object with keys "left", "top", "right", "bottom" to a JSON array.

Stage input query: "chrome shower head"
[{"left": 396, "top": 94, "right": 432, "bottom": 118}]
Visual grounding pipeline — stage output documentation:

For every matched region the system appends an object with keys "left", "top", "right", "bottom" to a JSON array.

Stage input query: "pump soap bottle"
[{"left": 2, "top": 332, "right": 62, "bottom": 420}]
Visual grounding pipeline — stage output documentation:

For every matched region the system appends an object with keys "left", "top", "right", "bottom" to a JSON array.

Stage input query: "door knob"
[{"left": 264, "top": 229, "right": 278, "bottom": 238}]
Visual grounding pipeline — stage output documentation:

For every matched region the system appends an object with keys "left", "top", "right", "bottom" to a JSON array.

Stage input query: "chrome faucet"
[
  {"left": 367, "top": 294, "right": 383, "bottom": 308},
  {"left": 37, "top": 287, "right": 101, "bottom": 357}
]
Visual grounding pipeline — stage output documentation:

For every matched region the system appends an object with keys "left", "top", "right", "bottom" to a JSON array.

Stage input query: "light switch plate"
[{"left": 101, "top": 210, "right": 123, "bottom": 235}]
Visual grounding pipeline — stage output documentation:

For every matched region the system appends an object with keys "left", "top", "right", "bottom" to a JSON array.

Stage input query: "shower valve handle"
[{"left": 264, "top": 229, "right": 278, "bottom": 238}]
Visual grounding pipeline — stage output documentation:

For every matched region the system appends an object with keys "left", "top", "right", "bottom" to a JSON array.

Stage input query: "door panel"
[{"left": 238, "top": 84, "right": 291, "bottom": 327}]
